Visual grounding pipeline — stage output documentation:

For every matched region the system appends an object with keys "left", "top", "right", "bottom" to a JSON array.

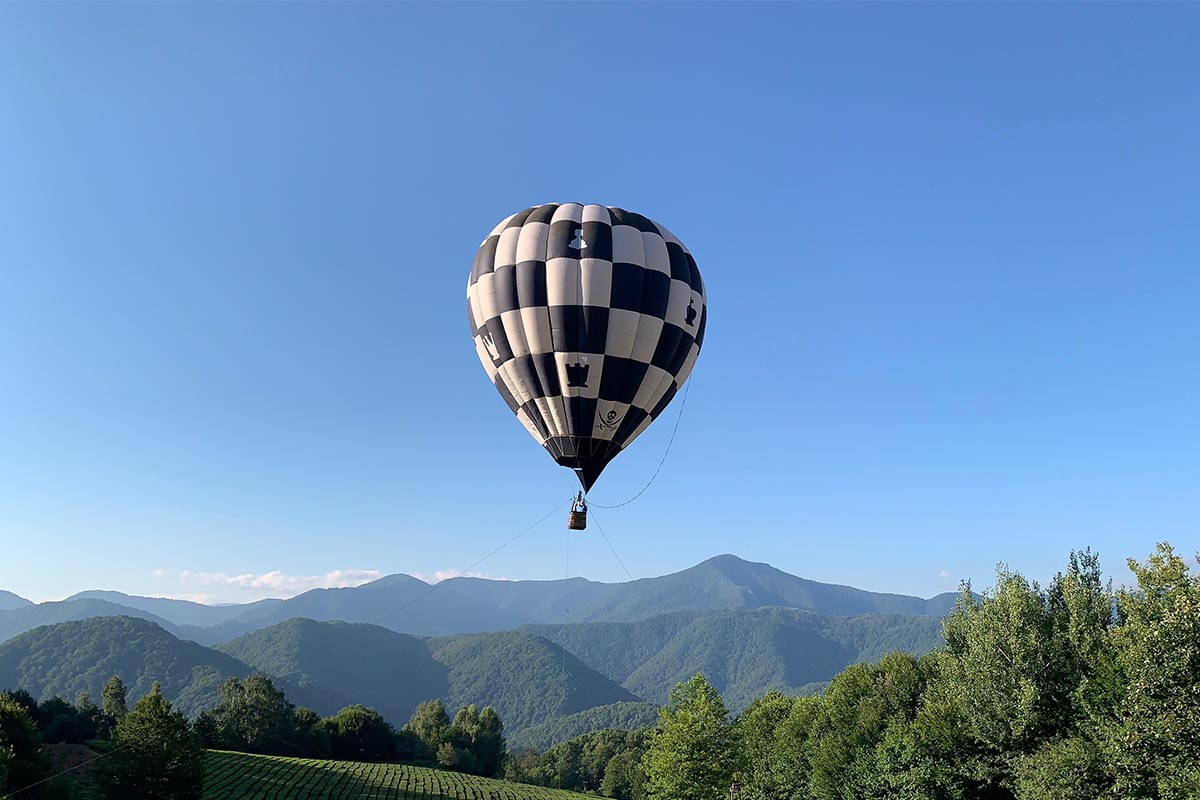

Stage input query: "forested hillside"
[
  {"left": 508, "top": 702, "right": 659, "bottom": 752},
  {"left": 425, "top": 631, "right": 640, "bottom": 732},
  {"left": 216, "top": 618, "right": 447, "bottom": 722},
  {"left": 0, "top": 617, "right": 263, "bottom": 717},
  {"left": 528, "top": 606, "right": 943, "bottom": 709}
]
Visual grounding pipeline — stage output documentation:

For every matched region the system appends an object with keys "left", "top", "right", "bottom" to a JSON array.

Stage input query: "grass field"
[{"left": 203, "top": 751, "right": 591, "bottom": 800}]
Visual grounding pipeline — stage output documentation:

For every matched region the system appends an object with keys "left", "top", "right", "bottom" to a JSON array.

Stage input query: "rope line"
[
  {"left": 373, "top": 496, "right": 571, "bottom": 626},
  {"left": 1, "top": 741, "right": 133, "bottom": 800},
  {"left": 589, "top": 381, "right": 691, "bottom": 509},
  {"left": 588, "top": 510, "right": 655, "bottom": 609}
]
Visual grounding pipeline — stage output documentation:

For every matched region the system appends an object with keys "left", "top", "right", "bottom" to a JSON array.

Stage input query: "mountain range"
[
  {"left": 0, "top": 555, "right": 958, "bottom": 748},
  {"left": 0, "top": 590, "right": 32, "bottom": 611},
  {"left": 3, "top": 555, "right": 959, "bottom": 645}
]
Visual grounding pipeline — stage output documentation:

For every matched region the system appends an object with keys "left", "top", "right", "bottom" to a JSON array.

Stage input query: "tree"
[
  {"left": 436, "top": 741, "right": 459, "bottom": 769},
  {"left": 101, "top": 675, "right": 128, "bottom": 721},
  {"left": 443, "top": 704, "right": 505, "bottom": 776},
  {"left": 923, "top": 552, "right": 1114, "bottom": 797},
  {"left": 805, "top": 652, "right": 929, "bottom": 800},
  {"left": 211, "top": 674, "right": 296, "bottom": 755},
  {"left": 94, "top": 683, "right": 204, "bottom": 800},
  {"left": 294, "top": 707, "right": 331, "bottom": 759},
  {"left": 323, "top": 705, "right": 394, "bottom": 761},
  {"left": 735, "top": 690, "right": 817, "bottom": 800},
  {"left": 192, "top": 710, "right": 220, "bottom": 748},
  {"left": 404, "top": 699, "right": 450, "bottom": 753},
  {"left": 642, "top": 674, "right": 734, "bottom": 800},
  {"left": 1013, "top": 736, "right": 1106, "bottom": 800},
  {"left": 38, "top": 696, "right": 97, "bottom": 744},
  {"left": 474, "top": 706, "right": 506, "bottom": 777},
  {"left": 99, "top": 674, "right": 129, "bottom": 739},
  {"left": 600, "top": 749, "right": 646, "bottom": 800},
  {"left": 75, "top": 692, "right": 101, "bottom": 737},
  {"left": 1105, "top": 543, "right": 1200, "bottom": 800},
  {"left": 0, "top": 695, "right": 48, "bottom": 797}
]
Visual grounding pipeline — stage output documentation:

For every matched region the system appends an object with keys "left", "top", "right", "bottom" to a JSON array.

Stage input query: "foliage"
[
  {"left": 100, "top": 676, "right": 127, "bottom": 722},
  {"left": 322, "top": 705, "right": 395, "bottom": 762},
  {"left": 642, "top": 674, "right": 734, "bottom": 800},
  {"left": 215, "top": 618, "right": 447, "bottom": 725},
  {"left": 503, "top": 728, "right": 649, "bottom": 799},
  {"left": 716, "top": 543, "right": 1200, "bottom": 800},
  {"left": 510, "top": 702, "right": 659, "bottom": 752},
  {"left": 0, "top": 694, "right": 47, "bottom": 797},
  {"left": 207, "top": 674, "right": 296, "bottom": 755},
  {"left": 734, "top": 690, "right": 819, "bottom": 800},
  {"left": 94, "top": 683, "right": 205, "bottom": 800},
  {"left": 0, "top": 617, "right": 258, "bottom": 719},
  {"left": 1105, "top": 543, "right": 1200, "bottom": 800},
  {"left": 456, "top": 705, "right": 506, "bottom": 777},
  {"left": 404, "top": 698, "right": 450, "bottom": 754},
  {"left": 293, "top": 707, "right": 331, "bottom": 759},
  {"left": 531, "top": 607, "right": 943, "bottom": 711},
  {"left": 426, "top": 631, "right": 638, "bottom": 733}
]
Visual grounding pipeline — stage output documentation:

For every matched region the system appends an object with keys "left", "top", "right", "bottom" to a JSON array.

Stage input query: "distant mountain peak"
[{"left": 0, "top": 590, "right": 33, "bottom": 610}]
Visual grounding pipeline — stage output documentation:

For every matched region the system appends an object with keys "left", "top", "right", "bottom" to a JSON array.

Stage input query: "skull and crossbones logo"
[{"left": 597, "top": 409, "right": 622, "bottom": 431}]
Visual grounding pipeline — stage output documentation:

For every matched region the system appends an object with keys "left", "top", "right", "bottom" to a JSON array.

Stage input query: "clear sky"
[{"left": 1, "top": 3, "right": 1196, "bottom": 604}]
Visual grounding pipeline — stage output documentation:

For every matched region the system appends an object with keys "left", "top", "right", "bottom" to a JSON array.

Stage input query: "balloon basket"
[{"left": 568, "top": 494, "right": 588, "bottom": 531}]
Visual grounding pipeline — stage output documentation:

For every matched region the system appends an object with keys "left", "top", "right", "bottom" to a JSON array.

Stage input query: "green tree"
[
  {"left": 474, "top": 706, "right": 506, "bottom": 777},
  {"left": 192, "top": 710, "right": 220, "bottom": 748},
  {"left": 75, "top": 692, "right": 100, "bottom": 739},
  {"left": 642, "top": 674, "right": 734, "bottom": 800},
  {"left": 101, "top": 675, "right": 128, "bottom": 721},
  {"left": 806, "top": 652, "right": 928, "bottom": 800},
  {"left": 323, "top": 705, "right": 394, "bottom": 761},
  {"left": 1105, "top": 543, "right": 1200, "bottom": 800},
  {"left": 293, "top": 707, "right": 331, "bottom": 759},
  {"left": 1013, "top": 736, "right": 1106, "bottom": 800},
  {"left": 600, "top": 748, "right": 645, "bottom": 800},
  {"left": 926, "top": 552, "right": 1114, "bottom": 797},
  {"left": 404, "top": 699, "right": 450, "bottom": 752},
  {"left": 735, "top": 690, "right": 818, "bottom": 800},
  {"left": 0, "top": 695, "right": 48, "bottom": 797},
  {"left": 94, "top": 683, "right": 204, "bottom": 800},
  {"left": 37, "top": 696, "right": 98, "bottom": 744},
  {"left": 448, "top": 704, "right": 481, "bottom": 771},
  {"left": 436, "top": 740, "right": 459, "bottom": 768},
  {"left": 211, "top": 674, "right": 295, "bottom": 755}
]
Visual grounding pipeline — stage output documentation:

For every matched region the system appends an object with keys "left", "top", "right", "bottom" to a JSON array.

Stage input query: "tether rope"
[
  {"left": 373, "top": 496, "right": 571, "bottom": 626},
  {"left": 588, "top": 510, "right": 655, "bottom": 609},
  {"left": 589, "top": 381, "right": 691, "bottom": 509},
  {"left": 1, "top": 741, "right": 133, "bottom": 800}
]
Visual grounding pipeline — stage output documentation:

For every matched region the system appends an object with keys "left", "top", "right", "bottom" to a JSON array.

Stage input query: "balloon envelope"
[{"left": 467, "top": 203, "right": 707, "bottom": 491}]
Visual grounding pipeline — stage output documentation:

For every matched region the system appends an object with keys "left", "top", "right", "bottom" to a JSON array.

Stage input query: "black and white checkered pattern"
[{"left": 467, "top": 203, "right": 707, "bottom": 492}]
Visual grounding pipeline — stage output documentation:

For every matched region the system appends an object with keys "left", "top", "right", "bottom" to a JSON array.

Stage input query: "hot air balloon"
[{"left": 466, "top": 204, "right": 707, "bottom": 527}]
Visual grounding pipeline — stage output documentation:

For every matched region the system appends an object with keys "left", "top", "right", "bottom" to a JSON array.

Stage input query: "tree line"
[
  {"left": 1, "top": 675, "right": 202, "bottom": 800},
  {"left": 515, "top": 543, "right": 1198, "bottom": 800},
  {"left": 1, "top": 671, "right": 509, "bottom": 799},
  {"left": 3, "top": 541, "right": 1197, "bottom": 799}
]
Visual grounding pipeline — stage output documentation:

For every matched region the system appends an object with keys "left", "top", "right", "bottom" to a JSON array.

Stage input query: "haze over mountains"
[
  {"left": 0, "top": 590, "right": 32, "bottom": 610},
  {"left": 0, "top": 555, "right": 959, "bottom": 748},
  {"left": 2, "top": 555, "right": 960, "bottom": 645}
]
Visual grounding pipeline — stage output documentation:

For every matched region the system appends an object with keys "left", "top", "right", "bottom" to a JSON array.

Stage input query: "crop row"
[{"left": 203, "top": 751, "right": 587, "bottom": 800}]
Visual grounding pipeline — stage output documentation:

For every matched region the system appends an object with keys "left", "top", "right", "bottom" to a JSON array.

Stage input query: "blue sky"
[{"left": 1, "top": 3, "right": 1196, "bottom": 604}]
